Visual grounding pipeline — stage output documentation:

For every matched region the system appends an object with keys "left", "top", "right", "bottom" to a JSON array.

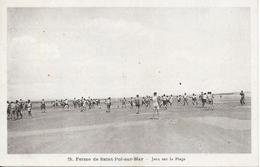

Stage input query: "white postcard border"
[{"left": 0, "top": 0, "right": 258, "bottom": 166}]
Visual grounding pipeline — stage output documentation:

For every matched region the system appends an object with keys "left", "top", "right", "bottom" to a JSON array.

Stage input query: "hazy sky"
[{"left": 7, "top": 7, "right": 250, "bottom": 100}]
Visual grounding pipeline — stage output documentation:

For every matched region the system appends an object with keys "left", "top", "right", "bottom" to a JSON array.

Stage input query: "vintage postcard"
[{"left": 0, "top": 0, "right": 258, "bottom": 166}]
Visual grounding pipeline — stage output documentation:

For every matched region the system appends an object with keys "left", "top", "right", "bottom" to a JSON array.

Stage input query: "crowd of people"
[
  {"left": 7, "top": 90, "right": 246, "bottom": 121},
  {"left": 7, "top": 99, "right": 32, "bottom": 120}
]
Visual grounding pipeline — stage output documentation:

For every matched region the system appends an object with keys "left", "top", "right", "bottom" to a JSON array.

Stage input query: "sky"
[{"left": 7, "top": 7, "right": 251, "bottom": 100}]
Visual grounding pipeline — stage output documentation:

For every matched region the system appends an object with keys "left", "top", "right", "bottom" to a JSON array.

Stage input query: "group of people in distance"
[
  {"left": 7, "top": 99, "right": 32, "bottom": 120},
  {"left": 7, "top": 90, "right": 246, "bottom": 121},
  {"left": 71, "top": 97, "right": 101, "bottom": 112},
  {"left": 120, "top": 91, "right": 216, "bottom": 118},
  {"left": 52, "top": 99, "right": 70, "bottom": 109}
]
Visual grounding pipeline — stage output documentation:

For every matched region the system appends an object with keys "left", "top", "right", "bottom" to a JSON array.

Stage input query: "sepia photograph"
[{"left": 6, "top": 7, "right": 252, "bottom": 154}]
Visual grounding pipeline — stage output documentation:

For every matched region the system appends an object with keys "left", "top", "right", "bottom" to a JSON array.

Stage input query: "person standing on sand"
[
  {"left": 19, "top": 99, "right": 24, "bottom": 112},
  {"left": 81, "top": 98, "right": 87, "bottom": 112},
  {"left": 7, "top": 101, "right": 11, "bottom": 120},
  {"left": 10, "top": 101, "right": 17, "bottom": 120},
  {"left": 207, "top": 92, "right": 214, "bottom": 105},
  {"left": 169, "top": 95, "right": 174, "bottom": 106},
  {"left": 177, "top": 95, "right": 181, "bottom": 104},
  {"left": 129, "top": 97, "right": 134, "bottom": 109},
  {"left": 87, "top": 97, "right": 91, "bottom": 109},
  {"left": 64, "top": 99, "right": 69, "bottom": 110},
  {"left": 152, "top": 92, "right": 160, "bottom": 119},
  {"left": 106, "top": 97, "right": 111, "bottom": 113},
  {"left": 141, "top": 97, "right": 146, "bottom": 107},
  {"left": 73, "top": 98, "right": 77, "bottom": 108},
  {"left": 162, "top": 94, "right": 167, "bottom": 110},
  {"left": 135, "top": 95, "right": 141, "bottom": 114},
  {"left": 183, "top": 93, "right": 188, "bottom": 106},
  {"left": 192, "top": 93, "right": 198, "bottom": 105},
  {"left": 199, "top": 92, "right": 204, "bottom": 106},
  {"left": 207, "top": 92, "right": 214, "bottom": 110},
  {"left": 240, "top": 90, "right": 245, "bottom": 105},
  {"left": 26, "top": 100, "right": 32, "bottom": 118},
  {"left": 55, "top": 99, "right": 59, "bottom": 107},
  {"left": 122, "top": 97, "right": 127, "bottom": 108},
  {"left": 202, "top": 93, "right": 207, "bottom": 107},
  {"left": 16, "top": 100, "right": 23, "bottom": 119},
  {"left": 41, "top": 99, "right": 46, "bottom": 113}
]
